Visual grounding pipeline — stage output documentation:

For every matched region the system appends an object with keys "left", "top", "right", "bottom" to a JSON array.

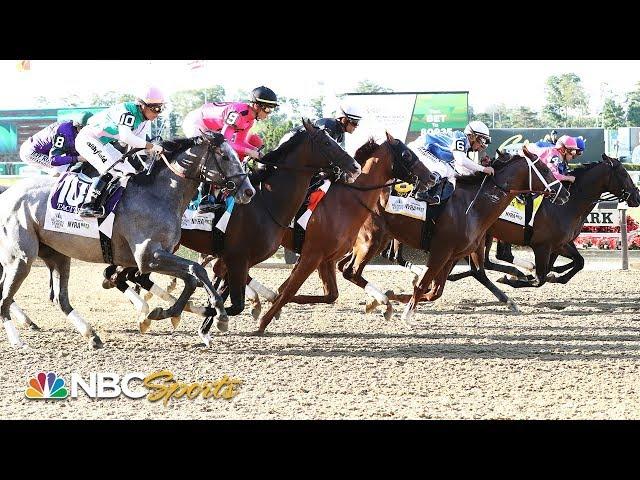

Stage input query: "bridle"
[{"left": 160, "top": 135, "right": 247, "bottom": 195}]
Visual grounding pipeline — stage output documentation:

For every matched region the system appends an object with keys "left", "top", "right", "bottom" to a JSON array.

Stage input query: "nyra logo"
[{"left": 25, "top": 371, "right": 69, "bottom": 399}]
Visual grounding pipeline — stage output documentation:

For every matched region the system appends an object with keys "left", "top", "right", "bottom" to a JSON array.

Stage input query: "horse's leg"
[
  {"left": 551, "top": 245, "right": 575, "bottom": 274},
  {"left": 257, "top": 254, "right": 324, "bottom": 334},
  {"left": 137, "top": 246, "right": 225, "bottom": 325},
  {"left": 342, "top": 233, "right": 395, "bottom": 320},
  {"left": 40, "top": 251, "right": 103, "bottom": 349},
  {"left": 483, "top": 237, "right": 530, "bottom": 280},
  {"left": 290, "top": 259, "right": 339, "bottom": 304},
  {"left": 467, "top": 246, "right": 520, "bottom": 312},
  {"left": 0, "top": 258, "right": 32, "bottom": 348},
  {"left": 199, "top": 259, "right": 249, "bottom": 345},
  {"left": 9, "top": 301, "right": 39, "bottom": 330},
  {"left": 399, "top": 251, "right": 451, "bottom": 324},
  {"left": 546, "top": 242, "right": 584, "bottom": 284},
  {"left": 497, "top": 244, "right": 551, "bottom": 288}
]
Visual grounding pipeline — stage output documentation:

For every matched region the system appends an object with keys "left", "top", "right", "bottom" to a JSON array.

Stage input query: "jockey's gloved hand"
[{"left": 149, "top": 144, "right": 164, "bottom": 154}]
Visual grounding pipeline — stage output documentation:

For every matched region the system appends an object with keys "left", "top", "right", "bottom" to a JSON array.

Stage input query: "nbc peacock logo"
[{"left": 25, "top": 371, "right": 69, "bottom": 399}]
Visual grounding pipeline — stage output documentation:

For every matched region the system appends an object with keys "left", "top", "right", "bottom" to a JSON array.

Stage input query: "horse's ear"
[
  {"left": 602, "top": 152, "right": 615, "bottom": 166},
  {"left": 521, "top": 145, "right": 537, "bottom": 161},
  {"left": 302, "top": 118, "right": 314, "bottom": 131},
  {"left": 385, "top": 131, "right": 395, "bottom": 142}
]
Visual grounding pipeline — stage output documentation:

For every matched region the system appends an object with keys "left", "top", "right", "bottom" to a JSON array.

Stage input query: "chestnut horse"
[
  {"left": 338, "top": 147, "right": 570, "bottom": 323},
  {"left": 241, "top": 133, "right": 437, "bottom": 334}
]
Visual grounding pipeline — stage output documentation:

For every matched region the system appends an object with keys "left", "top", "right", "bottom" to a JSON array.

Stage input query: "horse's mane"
[
  {"left": 571, "top": 161, "right": 604, "bottom": 180},
  {"left": 261, "top": 129, "right": 306, "bottom": 164},
  {"left": 131, "top": 137, "right": 198, "bottom": 185},
  {"left": 354, "top": 137, "right": 380, "bottom": 164}
]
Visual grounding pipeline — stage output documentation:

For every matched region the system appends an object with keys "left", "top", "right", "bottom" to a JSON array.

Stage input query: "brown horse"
[
  {"left": 243, "top": 133, "right": 437, "bottom": 334},
  {"left": 450, "top": 153, "right": 640, "bottom": 290},
  {"left": 338, "top": 147, "right": 570, "bottom": 324}
]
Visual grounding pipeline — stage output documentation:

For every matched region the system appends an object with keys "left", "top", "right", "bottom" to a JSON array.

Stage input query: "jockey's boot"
[
  {"left": 78, "top": 171, "right": 113, "bottom": 218},
  {"left": 197, "top": 181, "right": 218, "bottom": 214},
  {"left": 415, "top": 189, "right": 441, "bottom": 205}
]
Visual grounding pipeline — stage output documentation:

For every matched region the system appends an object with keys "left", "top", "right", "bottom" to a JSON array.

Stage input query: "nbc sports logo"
[{"left": 25, "top": 371, "right": 69, "bottom": 399}]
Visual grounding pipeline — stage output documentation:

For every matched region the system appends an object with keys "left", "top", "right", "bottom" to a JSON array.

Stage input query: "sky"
[{"left": 2, "top": 60, "right": 640, "bottom": 114}]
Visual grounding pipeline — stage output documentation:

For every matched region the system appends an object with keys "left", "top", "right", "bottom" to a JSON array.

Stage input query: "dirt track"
[{"left": 1, "top": 259, "right": 640, "bottom": 419}]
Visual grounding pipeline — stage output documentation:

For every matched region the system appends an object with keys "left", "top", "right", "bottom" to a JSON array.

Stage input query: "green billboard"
[{"left": 407, "top": 92, "right": 469, "bottom": 142}]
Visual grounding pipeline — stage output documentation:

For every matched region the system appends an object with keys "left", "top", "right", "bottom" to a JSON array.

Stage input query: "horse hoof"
[
  {"left": 365, "top": 298, "right": 379, "bottom": 314},
  {"left": 101, "top": 278, "right": 115, "bottom": 289},
  {"left": 412, "top": 275, "right": 419, "bottom": 286},
  {"left": 216, "top": 317, "right": 229, "bottom": 333},
  {"left": 147, "top": 307, "right": 164, "bottom": 320},
  {"left": 166, "top": 280, "right": 177, "bottom": 294},
  {"left": 496, "top": 275, "right": 508, "bottom": 285},
  {"left": 251, "top": 306, "right": 261, "bottom": 321},
  {"left": 384, "top": 304, "right": 394, "bottom": 321},
  {"left": 139, "top": 318, "right": 152, "bottom": 334},
  {"left": 273, "top": 311, "right": 281, "bottom": 322},
  {"left": 170, "top": 317, "right": 181, "bottom": 329},
  {"left": 28, "top": 322, "right": 41, "bottom": 331},
  {"left": 144, "top": 291, "right": 154, "bottom": 303},
  {"left": 90, "top": 335, "right": 104, "bottom": 349},
  {"left": 507, "top": 300, "right": 521, "bottom": 313},
  {"left": 198, "top": 330, "right": 212, "bottom": 347},
  {"left": 249, "top": 329, "right": 265, "bottom": 336}
]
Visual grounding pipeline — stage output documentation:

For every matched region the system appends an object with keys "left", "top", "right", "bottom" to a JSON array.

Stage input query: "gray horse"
[{"left": 0, "top": 132, "right": 254, "bottom": 349}]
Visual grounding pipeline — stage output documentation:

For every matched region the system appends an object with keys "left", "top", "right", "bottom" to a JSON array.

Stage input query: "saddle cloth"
[
  {"left": 43, "top": 171, "right": 125, "bottom": 239},
  {"left": 498, "top": 195, "right": 544, "bottom": 226}
]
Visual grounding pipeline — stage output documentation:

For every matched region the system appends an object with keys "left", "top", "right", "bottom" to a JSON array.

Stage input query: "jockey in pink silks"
[{"left": 181, "top": 85, "right": 279, "bottom": 213}]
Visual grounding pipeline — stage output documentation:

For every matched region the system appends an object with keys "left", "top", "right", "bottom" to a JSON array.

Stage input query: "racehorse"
[
  {"left": 0, "top": 132, "right": 254, "bottom": 348},
  {"left": 103, "top": 119, "right": 363, "bottom": 342},
  {"left": 248, "top": 133, "right": 438, "bottom": 334},
  {"left": 450, "top": 153, "right": 640, "bottom": 289},
  {"left": 337, "top": 147, "right": 570, "bottom": 323}
]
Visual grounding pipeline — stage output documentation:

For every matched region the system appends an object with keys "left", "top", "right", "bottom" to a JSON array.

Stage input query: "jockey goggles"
[{"left": 143, "top": 102, "right": 165, "bottom": 113}]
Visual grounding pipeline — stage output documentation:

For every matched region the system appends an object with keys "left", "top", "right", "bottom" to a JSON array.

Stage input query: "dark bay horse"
[
  {"left": 0, "top": 132, "right": 253, "bottom": 348},
  {"left": 338, "top": 147, "right": 570, "bottom": 324},
  {"left": 250, "top": 133, "right": 438, "bottom": 334},
  {"left": 107, "top": 119, "right": 362, "bottom": 343},
  {"left": 451, "top": 153, "right": 640, "bottom": 290}
]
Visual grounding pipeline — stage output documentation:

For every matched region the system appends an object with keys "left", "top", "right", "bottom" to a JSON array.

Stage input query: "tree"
[
  {"left": 354, "top": 79, "right": 393, "bottom": 93},
  {"left": 87, "top": 91, "right": 135, "bottom": 106},
  {"left": 170, "top": 87, "right": 225, "bottom": 121},
  {"left": 509, "top": 107, "right": 543, "bottom": 128},
  {"left": 542, "top": 73, "right": 589, "bottom": 127},
  {"left": 601, "top": 97, "right": 625, "bottom": 128},
  {"left": 251, "top": 112, "right": 294, "bottom": 152},
  {"left": 625, "top": 82, "right": 640, "bottom": 126}
]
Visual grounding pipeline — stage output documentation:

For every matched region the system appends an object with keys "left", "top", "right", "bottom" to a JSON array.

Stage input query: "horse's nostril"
[{"left": 245, "top": 188, "right": 254, "bottom": 197}]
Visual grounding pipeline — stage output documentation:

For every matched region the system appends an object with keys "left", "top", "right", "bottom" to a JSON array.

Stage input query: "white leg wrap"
[
  {"left": 124, "top": 287, "right": 149, "bottom": 313},
  {"left": 67, "top": 309, "right": 91, "bottom": 337},
  {"left": 185, "top": 301, "right": 207, "bottom": 316},
  {"left": 401, "top": 302, "right": 415, "bottom": 324},
  {"left": 245, "top": 285, "right": 258, "bottom": 301},
  {"left": 364, "top": 283, "right": 389, "bottom": 304},
  {"left": 513, "top": 258, "right": 535, "bottom": 271},
  {"left": 150, "top": 284, "right": 177, "bottom": 303},
  {"left": 409, "top": 265, "right": 426, "bottom": 277},
  {"left": 10, "top": 303, "right": 30, "bottom": 326},
  {"left": 249, "top": 279, "right": 276, "bottom": 302},
  {"left": 4, "top": 320, "right": 24, "bottom": 347}
]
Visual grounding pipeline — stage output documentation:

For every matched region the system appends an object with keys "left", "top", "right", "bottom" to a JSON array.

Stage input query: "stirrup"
[{"left": 78, "top": 204, "right": 106, "bottom": 218}]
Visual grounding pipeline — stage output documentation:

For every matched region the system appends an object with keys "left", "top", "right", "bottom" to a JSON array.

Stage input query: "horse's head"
[
  {"left": 384, "top": 132, "right": 438, "bottom": 190},
  {"left": 168, "top": 132, "right": 255, "bottom": 205},
  {"left": 300, "top": 118, "right": 362, "bottom": 182},
  {"left": 493, "top": 146, "right": 570, "bottom": 204},
  {"left": 601, "top": 153, "right": 640, "bottom": 207}
]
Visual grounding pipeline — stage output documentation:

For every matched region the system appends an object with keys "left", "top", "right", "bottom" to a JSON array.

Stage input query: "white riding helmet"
[
  {"left": 464, "top": 120, "right": 491, "bottom": 144},
  {"left": 337, "top": 101, "right": 364, "bottom": 123}
]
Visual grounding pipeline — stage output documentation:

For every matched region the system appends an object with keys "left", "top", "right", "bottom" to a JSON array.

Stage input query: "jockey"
[
  {"left": 181, "top": 85, "right": 278, "bottom": 214},
  {"left": 314, "top": 101, "right": 363, "bottom": 147},
  {"left": 409, "top": 120, "right": 495, "bottom": 204},
  {"left": 75, "top": 86, "right": 166, "bottom": 218},
  {"left": 19, "top": 112, "right": 93, "bottom": 176},
  {"left": 528, "top": 135, "right": 578, "bottom": 183}
]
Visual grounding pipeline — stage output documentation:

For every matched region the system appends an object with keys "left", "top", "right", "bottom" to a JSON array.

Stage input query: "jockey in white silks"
[{"left": 407, "top": 121, "right": 495, "bottom": 204}]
